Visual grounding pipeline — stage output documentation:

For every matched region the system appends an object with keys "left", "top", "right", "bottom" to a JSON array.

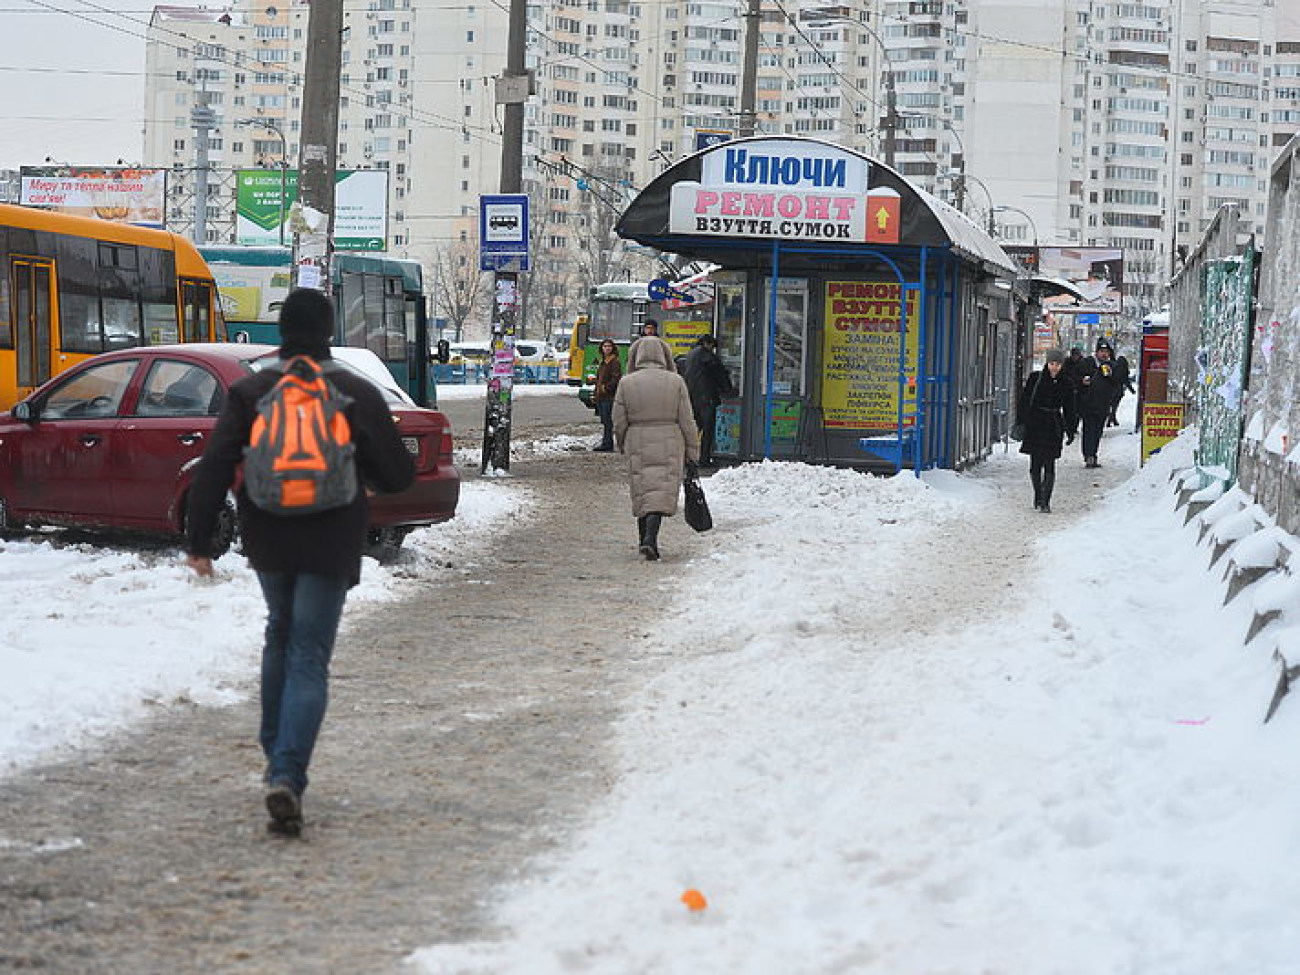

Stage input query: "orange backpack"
[{"left": 242, "top": 356, "right": 358, "bottom": 515}]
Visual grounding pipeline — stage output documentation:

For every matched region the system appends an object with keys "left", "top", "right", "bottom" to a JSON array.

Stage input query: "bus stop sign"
[{"left": 479, "top": 194, "right": 530, "bottom": 272}]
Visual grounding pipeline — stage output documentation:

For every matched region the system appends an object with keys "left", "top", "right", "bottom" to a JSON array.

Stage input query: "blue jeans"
[
  {"left": 596, "top": 398, "right": 615, "bottom": 449},
  {"left": 256, "top": 571, "right": 350, "bottom": 796}
]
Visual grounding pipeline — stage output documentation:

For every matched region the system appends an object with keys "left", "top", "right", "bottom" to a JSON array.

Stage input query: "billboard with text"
[
  {"left": 19, "top": 167, "right": 167, "bottom": 227},
  {"left": 236, "top": 169, "right": 388, "bottom": 250}
]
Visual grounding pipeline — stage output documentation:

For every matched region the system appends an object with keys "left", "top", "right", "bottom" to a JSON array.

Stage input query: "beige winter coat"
[{"left": 613, "top": 337, "right": 700, "bottom": 517}]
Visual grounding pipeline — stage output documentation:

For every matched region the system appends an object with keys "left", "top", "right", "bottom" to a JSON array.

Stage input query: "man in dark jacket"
[
  {"left": 681, "top": 334, "right": 736, "bottom": 468},
  {"left": 185, "top": 288, "right": 415, "bottom": 835},
  {"left": 1061, "top": 346, "right": 1086, "bottom": 394},
  {"left": 1075, "top": 338, "right": 1124, "bottom": 468}
]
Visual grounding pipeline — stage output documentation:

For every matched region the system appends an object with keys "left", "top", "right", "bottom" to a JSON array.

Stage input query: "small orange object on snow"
[{"left": 681, "top": 888, "right": 708, "bottom": 911}]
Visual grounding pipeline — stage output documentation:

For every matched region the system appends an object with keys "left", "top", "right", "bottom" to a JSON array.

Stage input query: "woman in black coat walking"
[{"left": 1016, "top": 348, "right": 1077, "bottom": 513}]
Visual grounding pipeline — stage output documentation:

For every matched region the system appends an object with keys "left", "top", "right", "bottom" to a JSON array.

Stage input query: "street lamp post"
[
  {"left": 902, "top": 114, "right": 965, "bottom": 208},
  {"left": 798, "top": 11, "right": 898, "bottom": 166},
  {"left": 991, "top": 204, "right": 1040, "bottom": 249},
  {"left": 950, "top": 171, "right": 996, "bottom": 234},
  {"left": 236, "top": 118, "right": 288, "bottom": 245}
]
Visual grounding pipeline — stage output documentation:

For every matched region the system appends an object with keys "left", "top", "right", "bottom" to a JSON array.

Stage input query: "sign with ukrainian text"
[
  {"left": 236, "top": 169, "right": 388, "bottom": 250},
  {"left": 820, "top": 280, "right": 920, "bottom": 429},
  {"left": 1141, "top": 402, "right": 1185, "bottom": 464},
  {"left": 670, "top": 183, "right": 869, "bottom": 241},
  {"left": 669, "top": 141, "right": 872, "bottom": 242},
  {"left": 19, "top": 167, "right": 167, "bottom": 227},
  {"left": 700, "top": 141, "right": 869, "bottom": 192}
]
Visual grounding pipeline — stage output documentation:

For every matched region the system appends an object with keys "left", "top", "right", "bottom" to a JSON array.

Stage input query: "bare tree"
[{"left": 428, "top": 238, "right": 488, "bottom": 342}]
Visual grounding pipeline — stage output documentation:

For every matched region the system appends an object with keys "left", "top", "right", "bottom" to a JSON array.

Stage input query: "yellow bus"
[{"left": 0, "top": 203, "right": 223, "bottom": 409}]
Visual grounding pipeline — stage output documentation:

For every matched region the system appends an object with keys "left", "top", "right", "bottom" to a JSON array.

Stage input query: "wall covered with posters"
[{"left": 1240, "top": 137, "right": 1300, "bottom": 534}]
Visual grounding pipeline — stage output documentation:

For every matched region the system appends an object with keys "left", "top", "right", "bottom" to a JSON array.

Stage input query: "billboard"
[
  {"left": 18, "top": 167, "right": 167, "bottom": 227},
  {"left": 235, "top": 169, "right": 388, "bottom": 250},
  {"left": 1036, "top": 246, "right": 1125, "bottom": 315}
]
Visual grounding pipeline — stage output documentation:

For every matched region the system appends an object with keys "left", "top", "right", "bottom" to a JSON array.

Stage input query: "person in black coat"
[
  {"left": 1075, "top": 338, "right": 1124, "bottom": 467},
  {"left": 184, "top": 288, "right": 415, "bottom": 834},
  {"left": 1017, "top": 348, "right": 1077, "bottom": 513},
  {"left": 681, "top": 334, "right": 736, "bottom": 467}
]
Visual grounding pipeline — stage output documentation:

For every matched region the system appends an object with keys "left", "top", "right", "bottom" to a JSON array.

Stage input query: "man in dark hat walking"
[
  {"left": 1075, "top": 338, "right": 1123, "bottom": 467},
  {"left": 185, "top": 288, "right": 415, "bottom": 835}
]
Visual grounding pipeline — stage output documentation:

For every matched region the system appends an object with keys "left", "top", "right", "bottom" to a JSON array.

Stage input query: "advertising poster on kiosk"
[{"left": 820, "top": 279, "right": 920, "bottom": 429}]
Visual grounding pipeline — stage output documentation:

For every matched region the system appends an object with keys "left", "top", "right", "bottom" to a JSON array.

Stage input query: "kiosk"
[{"left": 616, "top": 137, "right": 1020, "bottom": 472}]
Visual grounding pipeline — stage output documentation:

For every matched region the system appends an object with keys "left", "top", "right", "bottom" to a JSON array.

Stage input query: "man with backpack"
[{"left": 185, "top": 288, "right": 415, "bottom": 836}]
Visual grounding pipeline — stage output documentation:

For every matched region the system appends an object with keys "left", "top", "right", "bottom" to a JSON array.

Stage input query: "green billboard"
[{"left": 235, "top": 169, "right": 388, "bottom": 251}]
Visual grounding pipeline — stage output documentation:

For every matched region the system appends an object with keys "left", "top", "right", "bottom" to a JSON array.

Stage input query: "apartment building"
[
  {"left": 140, "top": 0, "right": 1296, "bottom": 331},
  {"left": 144, "top": 2, "right": 421, "bottom": 249}
]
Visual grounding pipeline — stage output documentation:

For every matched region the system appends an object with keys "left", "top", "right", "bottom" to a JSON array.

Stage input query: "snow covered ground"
[
  {"left": 4, "top": 389, "right": 1300, "bottom": 973},
  {"left": 410, "top": 411, "right": 1300, "bottom": 974}
]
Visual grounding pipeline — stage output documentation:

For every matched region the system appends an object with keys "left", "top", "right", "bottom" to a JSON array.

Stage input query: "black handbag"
[{"left": 683, "top": 465, "right": 713, "bottom": 533}]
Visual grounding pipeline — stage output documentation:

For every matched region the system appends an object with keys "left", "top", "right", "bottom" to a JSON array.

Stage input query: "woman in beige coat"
[{"left": 613, "top": 336, "right": 700, "bottom": 560}]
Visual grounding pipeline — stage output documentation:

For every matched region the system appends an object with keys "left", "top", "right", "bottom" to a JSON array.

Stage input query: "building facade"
[{"left": 139, "top": 0, "right": 1299, "bottom": 335}]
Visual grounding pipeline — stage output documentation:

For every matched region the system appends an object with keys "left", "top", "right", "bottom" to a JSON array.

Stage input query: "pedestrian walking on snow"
[
  {"left": 1074, "top": 339, "right": 1123, "bottom": 468},
  {"left": 1017, "top": 348, "right": 1077, "bottom": 513},
  {"left": 613, "top": 336, "right": 699, "bottom": 560},
  {"left": 185, "top": 288, "right": 415, "bottom": 836}
]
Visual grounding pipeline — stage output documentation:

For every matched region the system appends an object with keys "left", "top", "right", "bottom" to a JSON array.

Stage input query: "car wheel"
[
  {"left": 186, "top": 494, "right": 238, "bottom": 560},
  {"left": 366, "top": 526, "right": 410, "bottom": 565}
]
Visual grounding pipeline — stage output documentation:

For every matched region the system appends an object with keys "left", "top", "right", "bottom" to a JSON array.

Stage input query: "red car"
[{"left": 0, "top": 343, "right": 459, "bottom": 562}]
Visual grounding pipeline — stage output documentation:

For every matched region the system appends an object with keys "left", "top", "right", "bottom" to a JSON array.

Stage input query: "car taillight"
[{"left": 440, "top": 428, "right": 453, "bottom": 459}]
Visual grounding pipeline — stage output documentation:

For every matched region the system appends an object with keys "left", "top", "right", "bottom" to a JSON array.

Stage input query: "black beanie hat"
[{"left": 278, "top": 287, "right": 334, "bottom": 359}]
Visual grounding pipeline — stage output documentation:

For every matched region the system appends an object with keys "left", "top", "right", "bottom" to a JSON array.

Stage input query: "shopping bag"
[{"left": 683, "top": 469, "right": 713, "bottom": 533}]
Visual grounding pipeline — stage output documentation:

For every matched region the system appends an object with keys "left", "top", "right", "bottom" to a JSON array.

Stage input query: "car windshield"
[{"left": 246, "top": 354, "right": 410, "bottom": 408}]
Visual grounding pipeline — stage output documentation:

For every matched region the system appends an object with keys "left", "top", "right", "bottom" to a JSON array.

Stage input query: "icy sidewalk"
[{"left": 414, "top": 431, "right": 1300, "bottom": 975}]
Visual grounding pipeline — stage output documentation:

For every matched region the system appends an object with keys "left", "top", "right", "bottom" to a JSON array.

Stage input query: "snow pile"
[{"left": 413, "top": 436, "right": 1300, "bottom": 974}]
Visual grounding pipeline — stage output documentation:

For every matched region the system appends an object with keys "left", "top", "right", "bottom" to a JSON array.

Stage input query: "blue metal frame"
[{"left": 636, "top": 234, "right": 964, "bottom": 472}]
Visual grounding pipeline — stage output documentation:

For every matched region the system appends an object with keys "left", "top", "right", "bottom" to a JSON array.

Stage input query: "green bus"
[
  {"left": 567, "top": 281, "right": 714, "bottom": 405},
  {"left": 199, "top": 246, "right": 433, "bottom": 406}
]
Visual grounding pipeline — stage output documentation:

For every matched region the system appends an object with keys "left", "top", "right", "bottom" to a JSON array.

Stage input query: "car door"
[
  {"left": 10, "top": 358, "right": 140, "bottom": 520},
  {"left": 111, "top": 358, "right": 225, "bottom": 528}
]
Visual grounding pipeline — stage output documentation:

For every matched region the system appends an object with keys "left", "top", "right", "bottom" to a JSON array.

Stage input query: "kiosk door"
[{"left": 757, "top": 277, "right": 807, "bottom": 458}]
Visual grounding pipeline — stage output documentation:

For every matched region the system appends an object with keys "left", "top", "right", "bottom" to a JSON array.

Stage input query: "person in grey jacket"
[{"left": 613, "top": 336, "right": 699, "bottom": 560}]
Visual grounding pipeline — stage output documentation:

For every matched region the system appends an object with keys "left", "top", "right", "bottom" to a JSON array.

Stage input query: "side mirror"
[
  {"left": 435, "top": 338, "right": 450, "bottom": 364},
  {"left": 12, "top": 401, "right": 38, "bottom": 424}
]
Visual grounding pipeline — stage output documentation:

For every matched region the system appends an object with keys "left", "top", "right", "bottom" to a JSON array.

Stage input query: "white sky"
[
  {"left": 0, "top": 0, "right": 149, "bottom": 169},
  {"left": 5, "top": 386, "right": 1300, "bottom": 971}
]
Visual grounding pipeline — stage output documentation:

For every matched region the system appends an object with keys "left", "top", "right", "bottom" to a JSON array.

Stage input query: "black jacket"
[
  {"left": 1076, "top": 355, "right": 1124, "bottom": 417},
  {"left": 682, "top": 345, "right": 736, "bottom": 413},
  {"left": 1017, "top": 369, "right": 1076, "bottom": 459},
  {"left": 186, "top": 361, "right": 416, "bottom": 586}
]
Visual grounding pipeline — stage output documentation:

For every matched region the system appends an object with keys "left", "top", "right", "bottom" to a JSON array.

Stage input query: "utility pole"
[
  {"left": 292, "top": 0, "right": 343, "bottom": 293},
  {"left": 738, "top": 0, "right": 761, "bottom": 138},
  {"left": 190, "top": 94, "right": 216, "bottom": 245},
  {"left": 481, "top": 0, "right": 530, "bottom": 473}
]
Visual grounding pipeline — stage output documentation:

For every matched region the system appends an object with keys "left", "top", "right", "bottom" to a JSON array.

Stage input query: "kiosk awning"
[{"left": 616, "top": 136, "right": 1017, "bottom": 278}]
